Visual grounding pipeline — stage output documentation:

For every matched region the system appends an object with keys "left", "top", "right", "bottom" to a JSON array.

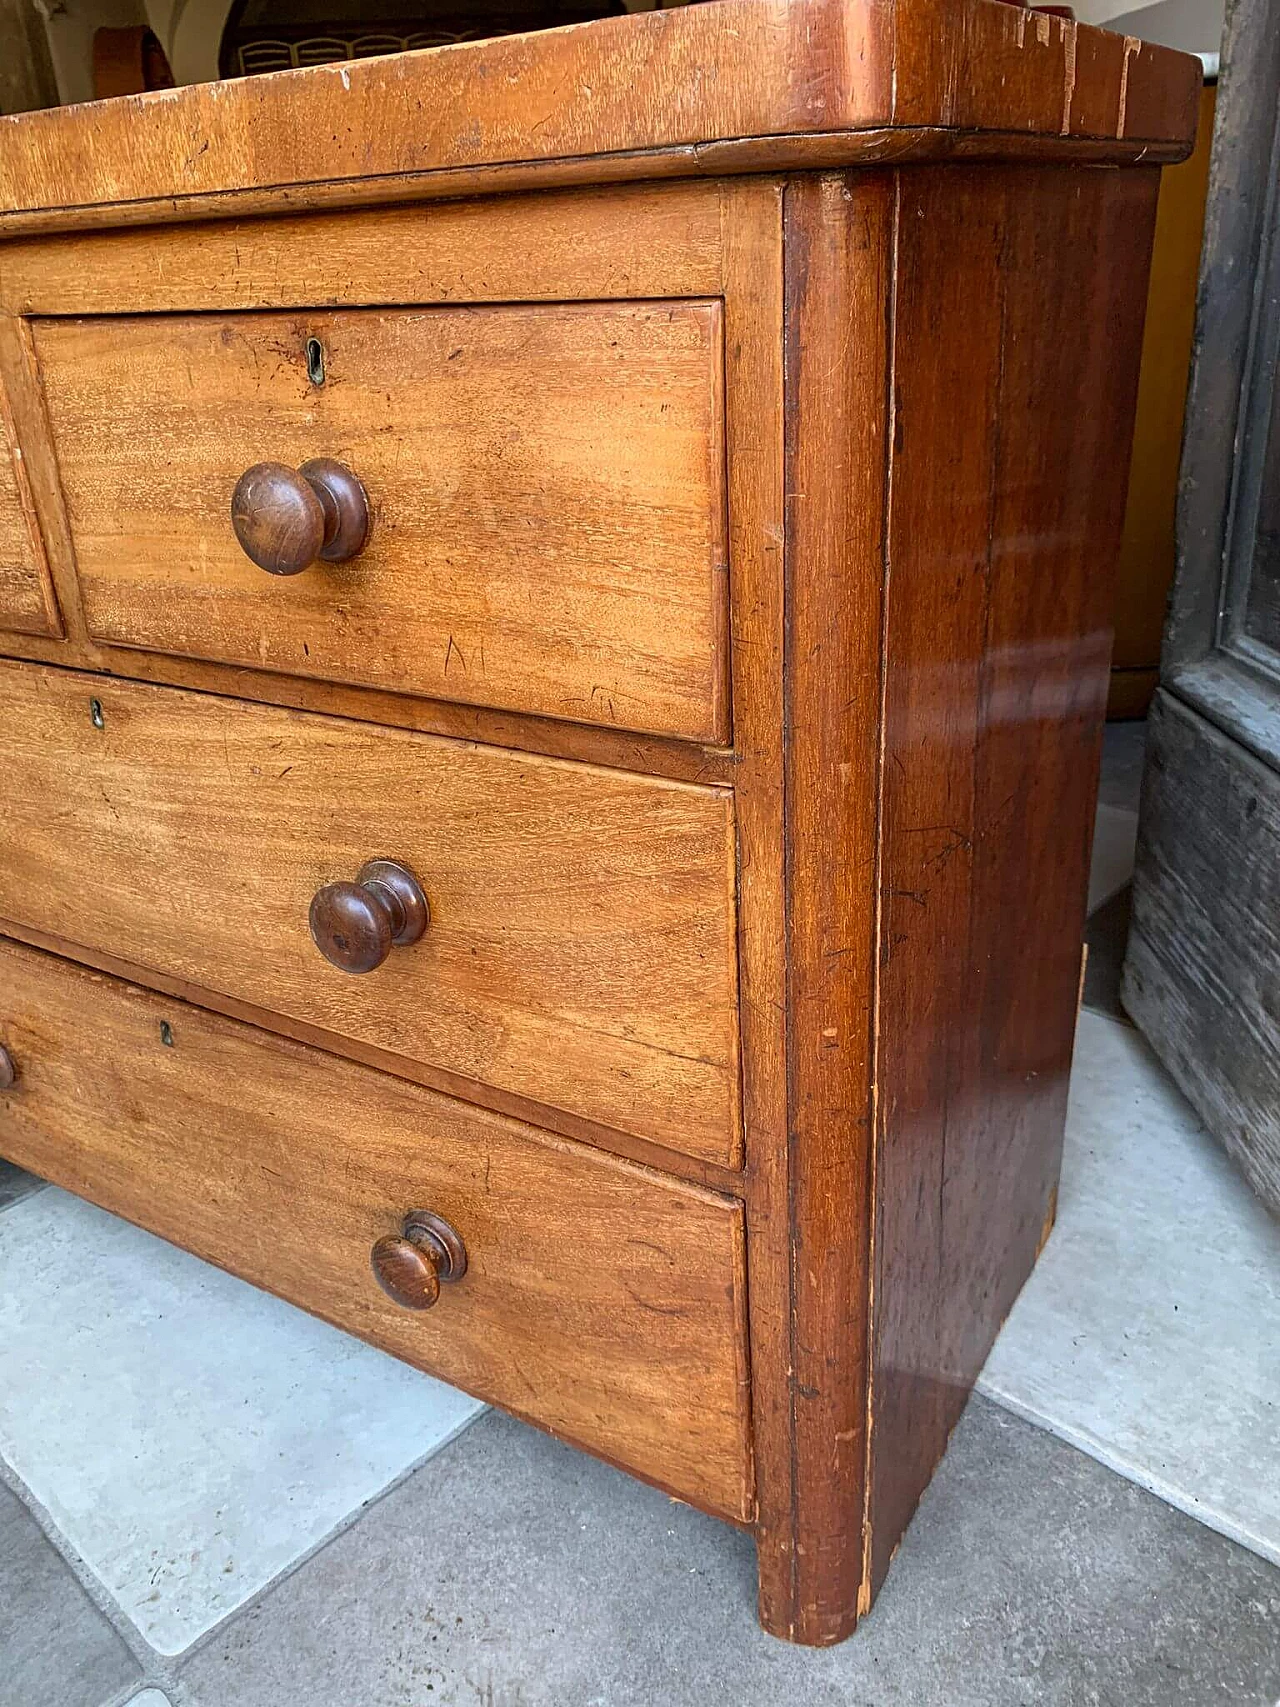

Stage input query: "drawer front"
[
  {"left": 0, "top": 939, "right": 752, "bottom": 1519},
  {"left": 34, "top": 302, "right": 728, "bottom": 741},
  {"left": 0, "top": 664, "right": 740, "bottom": 1163},
  {"left": 0, "top": 378, "right": 59, "bottom": 638}
]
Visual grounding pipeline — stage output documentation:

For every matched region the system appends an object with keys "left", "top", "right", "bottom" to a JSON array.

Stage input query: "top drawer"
[{"left": 33, "top": 301, "right": 729, "bottom": 742}]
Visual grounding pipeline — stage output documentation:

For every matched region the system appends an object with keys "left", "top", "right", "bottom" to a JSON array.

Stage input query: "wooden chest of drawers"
[{"left": 0, "top": 0, "right": 1197, "bottom": 1646}]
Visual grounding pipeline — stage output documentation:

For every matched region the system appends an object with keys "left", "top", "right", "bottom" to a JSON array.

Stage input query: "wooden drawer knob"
[
  {"left": 230, "top": 457, "right": 369, "bottom": 576},
  {"left": 0, "top": 1044, "right": 15, "bottom": 1090},
  {"left": 309, "top": 858, "right": 429, "bottom": 974},
  {"left": 371, "top": 1210, "right": 467, "bottom": 1309}
]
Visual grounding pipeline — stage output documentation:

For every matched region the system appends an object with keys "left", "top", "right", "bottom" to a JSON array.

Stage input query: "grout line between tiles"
[
  {"left": 0, "top": 1400, "right": 486, "bottom": 1686},
  {"left": 99, "top": 1680, "right": 171, "bottom": 1707},
  {"left": 165, "top": 1403, "right": 488, "bottom": 1672},
  {"left": 976, "top": 1378, "right": 1280, "bottom": 1571},
  {"left": 0, "top": 1182, "right": 50, "bottom": 1212},
  {"left": 0, "top": 1449, "right": 174, "bottom": 1689}
]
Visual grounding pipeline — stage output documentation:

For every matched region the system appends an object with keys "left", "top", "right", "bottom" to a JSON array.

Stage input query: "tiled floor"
[
  {"left": 2, "top": 720, "right": 1278, "bottom": 1706},
  {"left": 979, "top": 1007, "right": 1280, "bottom": 1564},
  {"left": 0, "top": 1191, "right": 482, "bottom": 1655}
]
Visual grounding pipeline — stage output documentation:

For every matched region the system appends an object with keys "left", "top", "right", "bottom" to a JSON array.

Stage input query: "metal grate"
[{"left": 232, "top": 26, "right": 501, "bottom": 73}]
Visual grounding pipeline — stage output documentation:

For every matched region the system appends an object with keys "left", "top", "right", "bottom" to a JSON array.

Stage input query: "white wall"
[
  {"left": 155, "top": 0, "right": 232, "bottom": 83},
  {"left": 1069, "top": 0, "right": 1223, "bottom": 54},
  {"left": 40, "top": 0, "right": 148, "bottom": 104}
]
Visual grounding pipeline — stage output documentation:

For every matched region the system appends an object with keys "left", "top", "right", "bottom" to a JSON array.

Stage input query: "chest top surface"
[{"left": 0, "top": 0, "right": 1198, "bottom": 233}]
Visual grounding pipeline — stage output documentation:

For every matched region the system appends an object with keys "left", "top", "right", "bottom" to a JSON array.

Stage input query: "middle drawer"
[{"left": 0, "top": 663, "right": 740, "bottom": 1163}]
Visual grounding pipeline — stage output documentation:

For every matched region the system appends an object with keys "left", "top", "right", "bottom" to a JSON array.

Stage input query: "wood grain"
[
  {"left": 0, "top": 662, "right": 740, "bottom": 1163},
  {"left": 0, "top": 914, "right": 746, "bottom": 1194},
  {"left": 0, "top": 130, "right": 1201, "bottom": 242},
  {"left": 1124, "top": 689, "right": 1280, "bottom": 1215},
  {"left": 865, "top": 162, "right": 1162, "bottom": 1594},
  {"left": 0, "top": 180, "right": 726, "bottom": 316},
  {"left": 0, "top": 935, "right": 752, "bottom": 1518},
  {"left": 764, "top": 171, "right": 892, "bottom": 1645},
  {"left": 1123, "top": 1, "right": 1280, "bottom": 1222},
  {"left": 0, "top": 0, "right": 1198, "bottom": 231},
  {"left": 0, "top": 627, "right": 741, "bottom": 782},
  {"left": 713, "top": 174, "right": 795, "bottom": 1630},
  {"left": 35, "top": 300, "right": 729, "bottom": 742},
  {"left": 0, "top": 350, "right": 59, "bottom": 637}
]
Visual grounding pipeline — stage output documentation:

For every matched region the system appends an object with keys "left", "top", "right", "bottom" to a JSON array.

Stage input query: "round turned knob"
[
  {"left": 309, "top": 858, "right": 429, "bottom": 974},
  {"left": 0, "top": 1044, "right": 15, "bottom": 1090},
  {"left": 231, "top": 457, "right": 369, "bottom": 575},
  {"left": 371, "top": 1210, "right": 467, "bottom": 1310}
]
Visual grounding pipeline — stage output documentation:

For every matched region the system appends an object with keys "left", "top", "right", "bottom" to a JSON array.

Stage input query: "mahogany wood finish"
[
  {"left": 34, "top": 301, "right": 729, "bottom": 742},
  {"left": 0, "top": 936, "right": 752, "bottom": 1517},
  {"left": 0, "top": 663, "right": 740, "bottom": 1163},
  {"left": 0, "top": 0, "right": 1196, "bottom": 1649},
  {"left": 865, "top": 162, "right": 1162, "bottom": 1603},
  {"left": 230, "top": 457, "right": 370, "bottom": 576},
  {"left": 0, "top": 0, "right": 1196, "bottom": 232}
]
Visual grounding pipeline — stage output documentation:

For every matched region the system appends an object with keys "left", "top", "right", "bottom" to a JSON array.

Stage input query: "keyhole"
[
  {"left": 89, "top": 698, "right": 105, "bottom": 730},
  {"left": 305, "top": 337, "right": 325, "bottom": 386}
]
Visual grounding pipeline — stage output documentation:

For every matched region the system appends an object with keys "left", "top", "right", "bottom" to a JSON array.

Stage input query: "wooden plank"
[
  {"left": 712, "top": 172, "right": 793, "bottom": 1594},
  {"left": 0, "top": 334, "right": 59, "bottom": 637},
  {"left": 1164, "top": 0, "right": 1280, "bottom": 676},
  {"left": 0, "top": 314, "right": 85, "bottom": 647},
  {"left": 0, "top": 627, "right": 741, "bottom": 784},
  {"left": 1124, "top": 689, "right": 1280, "bottom": 1215},
  {"left": 0, "top": 913, "right": 745, "bottom": 1195},
  {"left": 763, "top": 170, "right": 891, "bottom": 1645},
  {"left": 0, "top": 662, "right": 741, "bottom": 1163},
  {"left": 35, "top": 299, "right": 729, "bottom": 744},
  {"left": 0, "top": 180, "right": 726, "bottom": 315},
  {"left": 0, "top": 935, "right": 753, "bottom": 1518},
  {"left": 0, "top": 0, "right": 1199, "bottom": 230},
  {"left": 0, "top": 130, "right": 1199, "bottom": 241},
  {"left": 865, "top": 161, "right": 1161, "bottom": 1593}
]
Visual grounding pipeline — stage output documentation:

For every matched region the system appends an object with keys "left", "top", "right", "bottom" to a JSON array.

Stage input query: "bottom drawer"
[{"left": 0, "top": 937, "right": 752, "bottom": 1519}]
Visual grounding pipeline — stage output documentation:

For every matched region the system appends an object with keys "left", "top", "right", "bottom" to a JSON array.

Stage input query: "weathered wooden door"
[{"left": 1124, "top": 0, "right": 1280, "bottom": 1216}]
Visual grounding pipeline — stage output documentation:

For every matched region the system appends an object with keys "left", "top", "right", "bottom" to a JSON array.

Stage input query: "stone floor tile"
[
  {"left": 175, "top": 1398, "right": 1280, "bottom": 1707},
  {"left": 0, "top": 1157, "right": 46, "bottom": 1209},
  {"left": 1088, "top": 802, "right": 1139, "bottom": 913},
  {"left": 1098, "top": 720, "right": 1148, "bottom": 814},
  {"left": 0, "top": 1189, "right": 482, "bottom": 1656},
  {"left": 981, "top": 1009, "right": 1280, "bottom": 1566},
  {"left": 0, "top": 1479, "right": 140, "bottom": 1707},
  {"left": 1082, "top": 882, "right": 1132, "bottom": 1023}
]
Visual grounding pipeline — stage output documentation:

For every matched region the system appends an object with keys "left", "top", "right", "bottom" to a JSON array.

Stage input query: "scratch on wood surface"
[
  {"left": 1060, "top": 18, "right": 1077, "bottom": 135},
  {"left": 1117, "top": 36, "right": 1141, "bottom": 138}
]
